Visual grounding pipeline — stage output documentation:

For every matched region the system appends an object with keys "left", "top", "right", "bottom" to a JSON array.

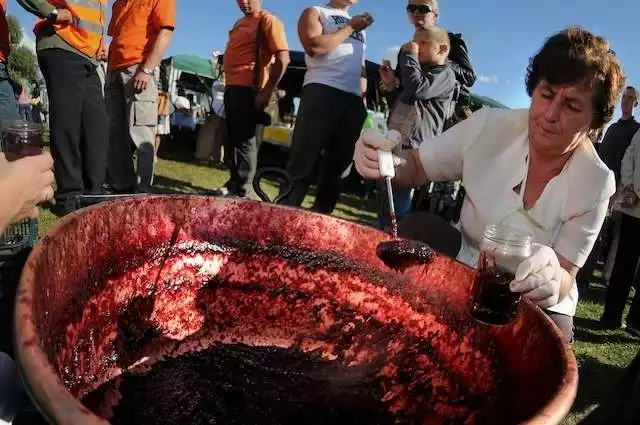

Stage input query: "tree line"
[{"left": 6, "top": 15, "right": 39, "bottom": 84}]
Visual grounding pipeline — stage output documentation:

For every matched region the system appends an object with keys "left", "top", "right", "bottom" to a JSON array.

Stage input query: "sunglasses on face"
[{"left": 406, "top": 4, "right": 433, "bottom": 14}]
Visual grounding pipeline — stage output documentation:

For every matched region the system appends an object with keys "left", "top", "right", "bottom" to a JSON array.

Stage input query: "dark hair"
[
  {"left": 525, "top": 26, "right": 625, "bottom": 131},
  {"left": 625, "top": 85, "right": 639, "bottom": 99}
]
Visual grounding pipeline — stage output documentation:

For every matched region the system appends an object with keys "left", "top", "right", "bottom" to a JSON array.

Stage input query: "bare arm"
[
  {"left": 15, "top": 0, "right": 54, "bottom": 18},
  {"left": 143, "top": 28, "right": 173, "bottom": 70},
  {"left": 132, "top": 28, "right": 173, "bottom": 92},
  {"left": 360, "top": 60, "right": 368, "bottom": 101},
  {"left": 263, "top": 50, "right": 290, "bottom": 94},
  {"left": 298, "top": 7, "right": 353, "bottom": 57}
]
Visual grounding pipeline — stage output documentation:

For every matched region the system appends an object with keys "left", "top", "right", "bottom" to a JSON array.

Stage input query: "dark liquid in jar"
[
  {"left": 471, "top": 255, "right": 520, "bottom": 326},
  {"left": 2, "top": 129, "right": 44, "bottom": 161}
]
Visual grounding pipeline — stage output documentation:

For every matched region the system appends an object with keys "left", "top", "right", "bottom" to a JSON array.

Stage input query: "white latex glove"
[
  {"left": 509, "top": 243, "right": 562, "bottom": 309},
  {"left": 353, "top": 129, "right": 404, "bottom": 180}
]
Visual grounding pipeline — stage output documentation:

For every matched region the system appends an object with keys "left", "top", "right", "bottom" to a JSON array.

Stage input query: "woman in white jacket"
[
  {"left": 355, "top": 27, "right": 623, "bottom": 343},
  {"left": 601, "top": 129, "right": 640, "bottom": 336}
]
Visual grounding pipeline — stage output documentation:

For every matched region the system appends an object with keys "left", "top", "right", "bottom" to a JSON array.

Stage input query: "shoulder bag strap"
[{"left": 252, "top": 15, "right": 266, "bottom": 92}]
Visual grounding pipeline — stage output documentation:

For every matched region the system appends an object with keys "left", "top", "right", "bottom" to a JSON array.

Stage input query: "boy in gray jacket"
[{"left": 379, "top": 26, "right": 456, "bottom": 228}]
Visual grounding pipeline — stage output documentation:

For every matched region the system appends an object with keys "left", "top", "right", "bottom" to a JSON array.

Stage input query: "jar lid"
[{"left": 483, "top": 224, "right": 532, "bottom": 247}]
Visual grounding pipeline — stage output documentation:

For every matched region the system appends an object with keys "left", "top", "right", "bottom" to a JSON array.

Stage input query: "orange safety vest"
[{"left": 34, "top": 0, "right": 106, "bottom": 59}]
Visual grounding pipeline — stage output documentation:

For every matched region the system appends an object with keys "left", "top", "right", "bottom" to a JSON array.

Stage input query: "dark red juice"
[
  {"left": 376, "top": 239, "right": 435, "bottom": 271},
  {"left": 2, "top": 128, "right": 44, "bottom": 161},
  {"left": 82, "top": 344, "right": 394, "bottom": 425},
  {"left": 389, "top": 212, "right": 398, "bottom": 239},
  {"left": 471, "top": 255, "right": 520, "bottom": 326}
]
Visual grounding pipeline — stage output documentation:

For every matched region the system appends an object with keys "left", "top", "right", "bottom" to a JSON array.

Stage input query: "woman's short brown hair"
[{"left": 525, "top": 26, "right": 625, "bottom": 131}]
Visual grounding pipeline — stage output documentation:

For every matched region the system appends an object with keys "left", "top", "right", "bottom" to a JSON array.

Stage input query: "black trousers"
[
  {"left": 576, "top": 213, "right": 617, "bottom": 290},
  {"left": 223, "top": 86, "right": 259, "bottom": 197},
  {"left": 580, "top": 348, "right": 640, "bottom": 424},
  {"left": 278, "top": 83, "right": 367, "bottom": 214},
  {"left": 38, "top": 49, "right": 109, "bottom": 208},
  {"left": 602, "top": 213, "right": 640, "bottom": 327}
]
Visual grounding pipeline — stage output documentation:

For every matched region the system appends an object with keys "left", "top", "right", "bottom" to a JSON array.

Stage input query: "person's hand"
[
  {"left": 354, "top": 129, "right": 402, "bottom": 180},
  {"left": 275, "top": 89, "right": 286, "bottom": 100},
  {"left": 254, "top": 89, "right": 271, "bottom": 110},
  {"left": 0, "top": 153, "right": 55, "bottom": 223},
  {"left": 510, "top": 244, "right": 562, "bottom": 309},
  {"left": 133, "top": 69, "right": 151, "bottom": 93},
  {"left": 379, "top": 60, "right": 397, "bottom": 91},
  {"left": 349, "top": 13, "right": 373, "bottom": 32},
  {"left": 402, "top": 41, "right": 419, "bottom": 54},
  {"left": 619, "top": 185, "right": 639, "bottom": 208},
  {"left": 55, "top": 8, "right": 74, "bottom": 25}
]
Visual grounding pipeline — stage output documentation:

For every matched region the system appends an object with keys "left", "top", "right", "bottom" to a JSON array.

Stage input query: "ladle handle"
[{"left": 252, "top": 167, "right": 293, "bottom": 204}]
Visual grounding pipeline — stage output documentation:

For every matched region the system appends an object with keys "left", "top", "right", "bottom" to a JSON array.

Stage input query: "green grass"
[
  {"left": 38, "top": 156, "right": 379, "bottom": 234},
  {"left": 563, "top": 282, "right": 639, "bottom": 424},
  {"left": 36, "top": 157, "right": 638, "bottom": 424}
]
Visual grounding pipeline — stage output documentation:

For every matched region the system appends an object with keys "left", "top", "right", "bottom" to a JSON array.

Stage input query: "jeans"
[
  {"left": 18, "top": 104, "right": 32, "bottom": 122},
  {"left": 0, "top": 62, "right": 19, "bottom": 125}
]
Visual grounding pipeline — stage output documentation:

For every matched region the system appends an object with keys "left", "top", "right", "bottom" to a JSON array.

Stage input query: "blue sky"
[{"left": 7, "top": 0, "right": 638, "bottom": 114}]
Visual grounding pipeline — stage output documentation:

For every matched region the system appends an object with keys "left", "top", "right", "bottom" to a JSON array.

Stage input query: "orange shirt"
[
  {"left": 0, "top": 0, "right": 9, "bottom": 62},
  {"left": 108, "top": 0, "right": 176, "bottom": 72},
  {"left": 224, "top": 10, "right": 288, "bottom": 88}
]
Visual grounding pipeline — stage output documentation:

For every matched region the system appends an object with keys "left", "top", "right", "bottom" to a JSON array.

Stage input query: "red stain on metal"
[{"left": 14, "top": 196, "right": 578, "bottom": 425}]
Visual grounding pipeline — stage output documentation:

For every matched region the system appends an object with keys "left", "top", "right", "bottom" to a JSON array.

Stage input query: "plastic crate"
[
  {"left": 0, "top": 218, "right": 38, "bottom": 256},
  {"left": 0, "top": 218, "right": 38, "bottom": 357}
]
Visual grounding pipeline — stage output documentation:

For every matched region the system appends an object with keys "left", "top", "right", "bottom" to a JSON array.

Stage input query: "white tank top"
[{"left": 303, "top": 5, "right": 366, "bottom": 96}]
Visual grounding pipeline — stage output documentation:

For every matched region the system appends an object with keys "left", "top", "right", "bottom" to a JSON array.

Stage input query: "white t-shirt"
[
  {"left": 419, "top": 108, "right": 616, "bottom": 316},
  {"left": 303, "top": 5, "right": 366, "bottom": 96}
]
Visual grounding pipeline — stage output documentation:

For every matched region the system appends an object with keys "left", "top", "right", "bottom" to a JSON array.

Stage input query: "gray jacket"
[{"left": 388, "top": 52, "right": 456, "bottom": 149}]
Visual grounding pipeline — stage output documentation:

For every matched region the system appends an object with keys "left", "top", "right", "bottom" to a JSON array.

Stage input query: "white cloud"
[{"left": 478, "top": 74, "right": 499, "bottom": 84}]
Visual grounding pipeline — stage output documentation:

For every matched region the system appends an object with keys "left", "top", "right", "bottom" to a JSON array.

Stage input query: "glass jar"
[
  {"left": 470, "top": 224, "right": 532, "bottom": 326},
  {"left": 1, "top": 120, "right": 44, "bottom": 161}
]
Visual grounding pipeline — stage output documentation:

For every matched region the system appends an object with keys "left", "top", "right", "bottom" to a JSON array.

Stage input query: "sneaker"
[{"left": 206, "top": 187, "right": 231, "bottom": 197}]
